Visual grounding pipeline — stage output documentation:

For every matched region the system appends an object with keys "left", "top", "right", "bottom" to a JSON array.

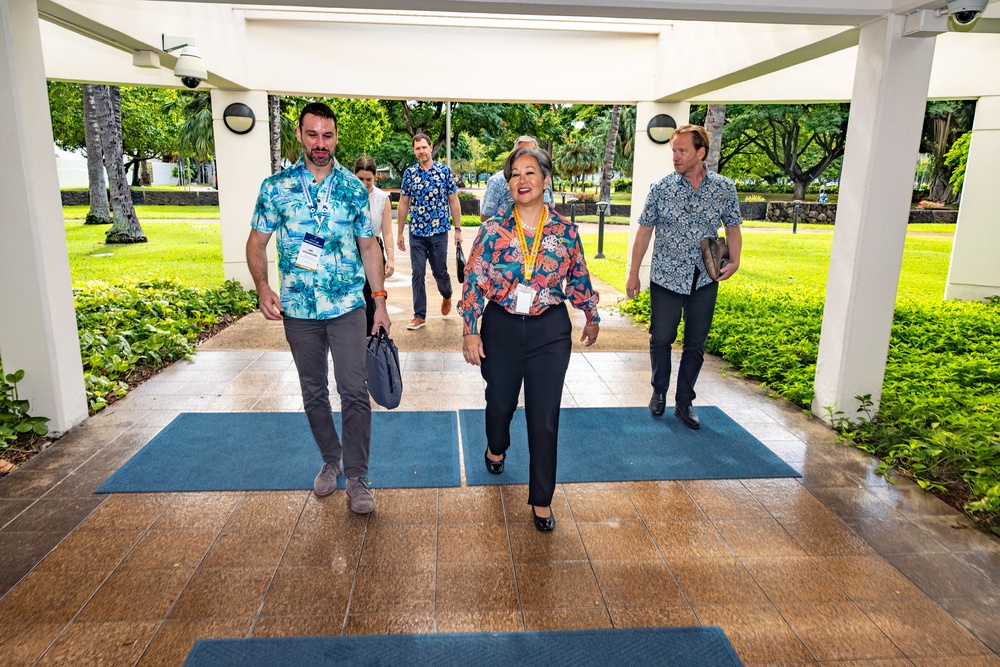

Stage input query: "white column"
[
  {"left": 812, "top": 15, "right": 935, "bottom": 422},
  {"left": 0, "top": 0, "right": 87, "bottom": 435},
  {"left": 945, "top": 96, "right": 1000, "bottom": 301},
  {"left": 211, "top": 90, "right": 273, "bottom": 289},
  {"left": 627, "top": 101, "right": 690, "bottom": 288}
]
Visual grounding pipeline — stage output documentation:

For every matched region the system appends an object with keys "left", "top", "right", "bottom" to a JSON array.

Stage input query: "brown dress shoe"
[
  {"left": 407, "top": 317, "right": 426, "bottom": 330},
  {"left": 441, "top": 297, "right": 452, "bottom": 316}
]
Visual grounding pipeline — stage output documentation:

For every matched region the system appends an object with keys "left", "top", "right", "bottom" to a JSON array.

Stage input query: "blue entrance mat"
[
  {"left": 461, "top": 406, "right": 799, "bottom": 486},
  {"left": 95, "top": 411, "right": 460, "bottom": 493},
  {"left": 183, "top": 627, "right": 742, "bottom": 667}
]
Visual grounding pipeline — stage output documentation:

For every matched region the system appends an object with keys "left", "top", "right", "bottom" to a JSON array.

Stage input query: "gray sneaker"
[
  {"left": 313, "top": 460, "right": 342, "bottom": 497},
  {"left": 346, "top": 476, "right": 375, "bottom": 515}
]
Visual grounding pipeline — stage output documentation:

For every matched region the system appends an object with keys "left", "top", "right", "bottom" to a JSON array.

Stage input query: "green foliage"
[
  {"left": 47, "top": 81, "right": 85, "bottom": 152},
  {"left": 612, "top": 178, "right": 632, "bottom": 193},
  {"left": 0, "top": 364, "right": 50, "bottom": 453},
  {"left": 944, "top": 131, "right": 971, "bottom": 196},
  {"left": 74, "top": 280, "right": 257, "bottom": 411}
]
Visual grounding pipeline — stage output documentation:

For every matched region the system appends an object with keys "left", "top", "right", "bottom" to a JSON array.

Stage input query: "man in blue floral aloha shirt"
[
  {"left": 396, "top": 133, "right": 464, "bottom": 330},
  {"left": 480, "top": 136, "right": 554, "bottom": 222},
  {"left": 247, "top": 102, "right": 390, "bottom": 514},
  {"left": 626, "top": 124, "right": 742, "bottom": 430}
]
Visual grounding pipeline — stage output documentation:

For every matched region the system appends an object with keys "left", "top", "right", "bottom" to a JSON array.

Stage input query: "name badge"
[
  {"left": 295, "top": 233, "right": 325, "bottom": 272},
  {"left": 514, "top": 284, "right": 534, "bottom": 315}
]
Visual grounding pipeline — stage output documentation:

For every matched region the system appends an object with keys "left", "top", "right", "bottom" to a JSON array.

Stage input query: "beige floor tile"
[
  {"left": 607, "top": 605, "right": 699, "bottom": 628},
  {"left": 280, "top": 527, "right": 365, "bottom": 570},
  {"left": 626, "top": 481, "right": 705, "bottom": 521},
  {"left": 577, "top": 521, "right": 660, "bottom": 561},
  {"left": 436, "top": 610, "right": 523, "bottom": 633},
  {"left": 740, "top": 557, "right": 847, "bottom": 603},
  {"left": 592, "top": 560, "right": 685, "bottom": 607},
  {"left": 694, "top": 603, "right": 812, "bottom": 663},
  {"left": 259, "top": 566, "right": 354, "bottom": 618},
  {"left": 647, "top": 519, "right": 734, "bottom": 559},
  {"left": 515, "top": 562, "right": 604, "bottom": 610},
  {"left": 251, "top": 615, "right": 343, "bottom": 637},
  {"left": 359, "top": 523, "right": 437, "bottom": 566},
  {"left": 343, "top": 612, "right": 436, "bottom": 635},
  {"left": 776, "top": 601, "right": 905, "bottom": 661},
  {"left": 436, "top": 562, "right": 519, "bottom": 612},
  {"left": 668, "top": 557, "right": 769, "bottom": 605},
  {"left": 350, "top": 563, "right": 436, "bottom": 614},
  {"left": 169, "top": 567, "right": 274, "bottom": 619},
  {"left": 508, "top": 522, "right": 588, "bottom": 563},
  {"left": 77, "top": 567, "right": 192, "bottom": 622},
  {"left": 714, "top": 518, "right": 807, "bottom": 558},
  {"left": 437, "top": 523, "right": 511, "bottom": 564},
  {"left": 856, "top": 597, "right": 994, "bottom": 659},
  {"left": 523, "top": 607, "right": 613, "bottom": 631},
  {"left": 138, "top": 617, "right": 251, "bottom": 666},
  {"left": 438, "top": 486, "right": 505, "bottom": 524}
]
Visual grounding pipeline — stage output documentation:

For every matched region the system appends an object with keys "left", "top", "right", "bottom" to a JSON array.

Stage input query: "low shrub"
[
  {"left": 0, "top": 364, "right": 49, "bottom": 458},
  {"left": 612, "top": 178, "right": 632, "bottom": 193},
  {"left": 74, "top": 279, "right": 258, "bottom": 412}
]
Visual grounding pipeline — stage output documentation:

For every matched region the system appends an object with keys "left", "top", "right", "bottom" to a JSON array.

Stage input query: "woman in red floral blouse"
[{"left": 460, "top": 146, "right": 600, "bottom": 532}]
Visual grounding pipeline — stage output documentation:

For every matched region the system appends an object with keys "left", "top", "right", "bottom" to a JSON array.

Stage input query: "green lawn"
[
  {"left": 64, "top": 205, "right": 220, "bottom": 220},
  {"left": 65, "top": 220, "right": 223, "bottom": 288},
  {"left": 581, "top": 229, "right": 954, "bottom": 302}
]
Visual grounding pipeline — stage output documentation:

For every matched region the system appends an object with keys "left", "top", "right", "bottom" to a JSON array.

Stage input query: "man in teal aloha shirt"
[{"left": 247, "top": 102, "right": 390, "bottom": 514}]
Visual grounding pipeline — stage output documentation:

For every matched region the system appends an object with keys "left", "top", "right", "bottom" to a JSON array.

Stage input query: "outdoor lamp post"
[
  {"left": 595, "top": 200, "right": 611, "bottom": 259},
  {"left": 567, "top": 197, "right": 579, "bottom": 225}
]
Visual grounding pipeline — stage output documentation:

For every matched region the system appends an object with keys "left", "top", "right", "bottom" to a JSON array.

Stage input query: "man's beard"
[{"left": 306, "top": 148, "right": 332, "bottom": 167}]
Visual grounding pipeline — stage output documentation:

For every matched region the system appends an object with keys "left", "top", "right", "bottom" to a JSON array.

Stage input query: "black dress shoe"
[
  {"left": 532, "top": 506, "right": 555, "bottom": 532},
  {"left": 484, "top": 448, "right": 505, "bottom": 475},
  {"left": 674, "top": 404, "right": 701, "bottom": 430},
  {"left": 649, "top": 392, "right": 666, "bottom": 417}
]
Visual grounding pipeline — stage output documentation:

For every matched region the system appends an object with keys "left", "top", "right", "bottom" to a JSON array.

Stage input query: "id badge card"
[
  {"left": 514, "top": 284, "right": 535, "bottom": 315},
  {"left": 295, "top": 233, "right": 325, "bottom": 271}
]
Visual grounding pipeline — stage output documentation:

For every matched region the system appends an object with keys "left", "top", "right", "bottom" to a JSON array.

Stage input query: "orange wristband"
[{"left": 371, "top": 291, "right": 387, "bottom": 298}]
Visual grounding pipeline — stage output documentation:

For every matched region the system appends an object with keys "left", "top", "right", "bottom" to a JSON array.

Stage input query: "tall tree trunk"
[
  {"left": 82, "top": 84, "right": 112, "bottom": 225},
  {"left": 269, "top": 94, "right": 282, "bottom": 174},
  {"left": 98, "top": 85, "right": 146, "bottom": 244},
  {"left": 793, "top": 179, "right": 807, "bottom": 201},
  {"left": 598, "top": 104, "right": 622, "bottom": 202},
  {"left": 705, "top": 104, "right": 726, "bottom": 173}
]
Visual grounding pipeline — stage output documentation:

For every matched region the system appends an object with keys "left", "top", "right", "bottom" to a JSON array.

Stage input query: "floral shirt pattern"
[
  {"left": 638, "top": 167, "right": 741, "bottom": 294},
  {"left": 460, "top": 206, "right": 601, "bottom": 335},
  {"left": 251, "top": 157, "right": 373, "bottom": 320},
  {"left": 481, "top": 169, "right": 554, "bottom": 218},
  {"left": 400, "top": 161, "right": 457, "bottom": 237}
]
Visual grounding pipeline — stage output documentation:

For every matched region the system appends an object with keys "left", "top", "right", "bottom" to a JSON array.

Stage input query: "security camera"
[
  {"left": 162, "top": 34, "right": 208, "bottom": 89},
  {"left": 173, "top": 46, "right": 207, "bottom": 88},
  {"left": 947, "top": 0, "right": 989, "bottom": 26}
]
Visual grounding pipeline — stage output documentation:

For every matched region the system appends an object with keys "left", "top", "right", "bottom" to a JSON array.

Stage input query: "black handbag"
[
  {"left": 366, "top": 328, "right": 402, "bottom": 409},
  {"left": 455, "top": 242, "right": 467, "bottom": 283},
  {"left": 700, "top": 237, "right": 730, "bottom": 281}
]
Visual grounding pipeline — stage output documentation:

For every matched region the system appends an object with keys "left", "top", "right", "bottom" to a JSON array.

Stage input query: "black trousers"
[
  {"left": 649, "top": 273, "right": 719, "bottom": 407},
  {"left": 480, "top": 301, "right": 572, "bottom": 507},
  {"left": 409, "top": 232, "right": 452, "bottom": 319},
  {"left": 362, "top": 236, "right": 387, "bottom": 334}
]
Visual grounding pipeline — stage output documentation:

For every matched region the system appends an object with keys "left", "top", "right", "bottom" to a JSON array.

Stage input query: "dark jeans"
[
  {"left": 283, "top": 309, "right": 371, "bottom": 478},
  {"left": 648, "top": 274, "right": 719, "bottom": 407},
  {"left": 480, "top": 302, "right": 572, "bottom": 508},
  {"left": 409, "top": 231, "right": 452, "bottom": 319}
]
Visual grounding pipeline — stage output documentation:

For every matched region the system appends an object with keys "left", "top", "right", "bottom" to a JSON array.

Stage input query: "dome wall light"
[
  {"left": 647, "top": 114, "right": 677, "bottom": 144},
  {"left": 223, "top": 103, "right": 256, "bottom": 135}
]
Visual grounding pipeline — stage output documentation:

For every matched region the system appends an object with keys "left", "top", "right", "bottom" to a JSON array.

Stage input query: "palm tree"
[
  {"left": 81, "top": 84, "right": 111, "bottom": 225},
  {"left": 705, "top": 104, "right": 726, "bottom": 173},
  {"left": 598, "top": 104, "right": 622, "bottom": 202},
  {"left": 555, "top": 140, "right": 599, "bottom": 191},
  {"left": 269, "top": 94, "right": 281, "bottom": 174},
  {"left": 98, "top": 85, "right": 145, "bottom": 244}
]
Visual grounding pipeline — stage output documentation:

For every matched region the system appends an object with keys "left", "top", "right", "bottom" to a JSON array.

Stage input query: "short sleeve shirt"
[
  {"left": 400, "top": 161, "right": 457, "bottom": 237},
  {"left": 638, "top": 168, "right": 741, "bottom": 294},
  {"left": 251, "top": 157, "right": 373, "bottom": 320},
  {"left": 481, "top": 169, "right": 554, "bottom": 219}
]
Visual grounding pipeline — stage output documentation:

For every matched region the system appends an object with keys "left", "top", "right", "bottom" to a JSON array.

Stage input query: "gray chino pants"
[{"left": 283, "top": 308, "right": 371, "bottom": 478}]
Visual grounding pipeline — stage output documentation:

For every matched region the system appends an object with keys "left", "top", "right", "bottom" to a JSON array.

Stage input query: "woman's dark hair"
[
  {"left": 503, "top": 147, "right": 552, "bottom": 182},
  {"left": 298, "top": 102, "right": 337, "bottom": 129},
  {"left": 353, "top": 155, "right": 377, "bottom": 174}
]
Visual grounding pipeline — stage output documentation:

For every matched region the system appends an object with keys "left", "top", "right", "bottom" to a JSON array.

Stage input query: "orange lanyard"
[{"left": 513, "top": 207, "right": 546, "bottom": 282}]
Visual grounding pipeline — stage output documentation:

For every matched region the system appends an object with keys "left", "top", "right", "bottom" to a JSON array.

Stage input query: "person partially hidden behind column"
[
  {"left": 480, "top": 135, "right": 554, "bottom": 222},
  {"left": 460, "top": 146, "right": 600, "bottom": 532},
  {"left": 246, "top": 102, "right": 390, "bottom": 514},
  {"left": 396, "top": 133, "right": 464, "bottom": 330},
  {"left": 626, "top": 124, "right": 742, "bottom": 430}
]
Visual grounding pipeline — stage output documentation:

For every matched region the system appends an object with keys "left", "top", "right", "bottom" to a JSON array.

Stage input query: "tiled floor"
[{"left": 1, "top": 349, "right": 999, "bottom": 666}]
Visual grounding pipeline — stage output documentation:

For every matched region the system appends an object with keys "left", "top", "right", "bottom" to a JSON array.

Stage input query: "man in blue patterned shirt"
[
  {"left": 626, "top": 124, "right": 742, "bottom": 429},
  {"left": 480, "top": 136, "right": 553, "bottom": 221},
  {"left": 396, "top": 133, "right": 464, "bottom": 330},
  {"left": 246, "top": 102, "right": 390, "bottom": 514}
]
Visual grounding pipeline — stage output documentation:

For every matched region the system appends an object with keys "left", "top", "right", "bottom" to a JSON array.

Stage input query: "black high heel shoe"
[
  {"left": 484, "top": 448, "right": 505, "bottom": 475},
  {"left": 532, "top": 506, "right": 555, "bottom": 532}
]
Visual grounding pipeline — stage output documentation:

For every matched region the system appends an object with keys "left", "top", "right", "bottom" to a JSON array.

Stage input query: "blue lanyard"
[{"left": 299, "top": 171, "right": 334, "bottom": 226}]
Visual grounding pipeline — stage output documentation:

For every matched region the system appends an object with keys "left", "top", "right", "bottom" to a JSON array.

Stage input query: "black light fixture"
[
  {"left": 646, "top": 114, "right": 677, "bottom": 144},
  {"left": 223, "top": 103, "right": 256, "bottom": 134}
]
